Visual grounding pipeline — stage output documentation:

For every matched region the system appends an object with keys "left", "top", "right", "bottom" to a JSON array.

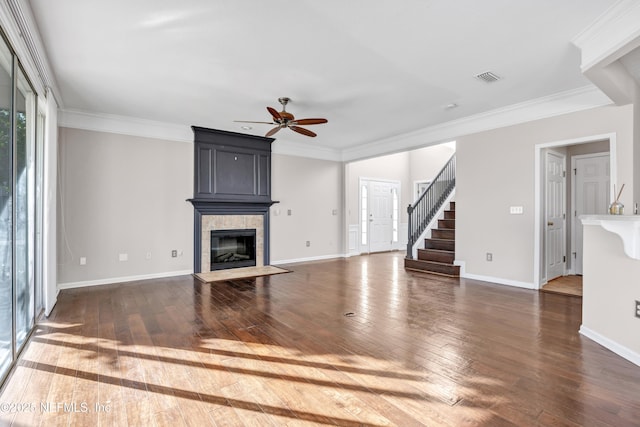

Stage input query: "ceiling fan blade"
[
  {"left": 267, "top": 107, "right": 283, "bottom": 122},
  {"left": 290, "top": 126, "right": 317, "bottom": 137},
  {"left": 233, "top": 120, "right": 275, "bottom": 125},
  {"left": 290, "top": 118, "right": 328, "bottom": 126},
  {"left": 265, "top": 125, "right": 283, "bottom": 137}
]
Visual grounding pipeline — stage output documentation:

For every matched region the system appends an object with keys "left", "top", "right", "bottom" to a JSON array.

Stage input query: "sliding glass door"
[
  {"left": 15, "top": 67, "right": 35, "bottom": 349},
  {"left": 0, "top": 32, "right": 39, "bottom": 383},
  {"left": 0, "top": 33, "right": 13, "bottom": 380}
]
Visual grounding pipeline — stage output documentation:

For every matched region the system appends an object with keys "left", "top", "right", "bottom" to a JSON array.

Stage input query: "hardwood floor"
[
  {"left": 541, "top": 275, "right": 583, "bottom": 297},
  {"left": 1, "top": 252, "right": 639, "bottom": 426}
]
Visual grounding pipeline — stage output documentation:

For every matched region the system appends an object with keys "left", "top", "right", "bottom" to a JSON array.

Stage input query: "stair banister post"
[{"left": 407, "top": 204, "right": 415, "bottom": 259}]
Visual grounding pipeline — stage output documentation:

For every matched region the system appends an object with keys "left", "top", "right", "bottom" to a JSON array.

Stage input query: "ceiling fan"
[{"left": 235, "top": 97, "right": 328, "bottom": 138}]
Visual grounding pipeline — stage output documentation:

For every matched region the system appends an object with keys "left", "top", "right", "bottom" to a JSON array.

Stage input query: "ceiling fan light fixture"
[{"left": 235, "top": 97, "right": 328, "bottom": 138}]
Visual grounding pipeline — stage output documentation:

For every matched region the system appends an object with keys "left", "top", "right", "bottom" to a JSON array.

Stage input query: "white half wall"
[{"left": 581, "top": 223, "right": 640, "bottom": 366}]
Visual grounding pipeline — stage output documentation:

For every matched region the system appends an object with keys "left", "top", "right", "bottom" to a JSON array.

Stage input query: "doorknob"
[{"left": 547, "top": 221, "right": 554, "bottom": 226}]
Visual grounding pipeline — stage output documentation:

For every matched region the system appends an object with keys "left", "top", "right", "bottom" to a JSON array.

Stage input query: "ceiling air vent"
[{"left": 475, "top": 71, "right": 501, "bottom": 83}]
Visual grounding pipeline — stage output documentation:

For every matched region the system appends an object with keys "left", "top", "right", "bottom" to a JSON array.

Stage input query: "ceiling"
[{"left": 28, "top": 0, "right": 616, "bottom": 158}]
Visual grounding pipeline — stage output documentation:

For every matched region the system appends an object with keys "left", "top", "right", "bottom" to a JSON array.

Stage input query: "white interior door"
[
  {"left": 360, "top": 179, "right": 400, "bottom": 253},
  {"left": 369, "top": 181, "right": 394, "bottom": 252},
  {"left": 545, "top": 151, "right": 565, "bottom": 281},
  {"left": 572, "top": 153, "right": 609, "bottom": 275}
]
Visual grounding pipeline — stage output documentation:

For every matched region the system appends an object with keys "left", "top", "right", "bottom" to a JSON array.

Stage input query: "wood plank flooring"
[
  {"left": 541, "top": 275, "right": 583, "bottom": 297},
  {"left": 1, "top": 252, "right": 639, "bottom": 426}
]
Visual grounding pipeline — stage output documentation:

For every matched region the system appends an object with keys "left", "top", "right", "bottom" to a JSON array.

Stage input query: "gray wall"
[
  {"left": 270, "top": 153, "right": 344, "bottom": 262},
  {"left": 57, "top": 128, "right": 193, "bottom": 286},
  {"left": 456, "top": 104, "right": 633, "bottom": 285},
  {"left": 56, "top": 129, "right": 347, "bottom": 285}
]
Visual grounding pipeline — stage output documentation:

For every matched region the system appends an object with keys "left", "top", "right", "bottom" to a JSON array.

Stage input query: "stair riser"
[
  {"left": 444, "top": 210, "right": 455, "bottom": 220},
  {"left": 405, "top": 259, "right": 460, "bottom": 277},
  {"left": 425, "top": 239, "right": 454, "bottom": 251},
  {"left": 432, "top": 229, "right": 455, "bottom": 240},
  {"left": 438, "top": 219, "right": 455, "bottom": 229},
  {"left": 449, "top": 201, "right": 455, "bottom": 210},
  {"left": 417, "top": 249, "right": 454, "bottom": 263}
]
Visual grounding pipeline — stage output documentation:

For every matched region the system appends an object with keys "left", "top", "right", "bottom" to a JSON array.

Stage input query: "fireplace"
[
  {"left": 210, "top": 229, "right": 256, "bottom": 270},
  {"left": 188, "top": 127, "right": 278, "bottom": 273}
]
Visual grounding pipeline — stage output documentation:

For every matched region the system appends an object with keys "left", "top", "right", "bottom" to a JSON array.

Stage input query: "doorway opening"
[{"left": 534, "top": 134, "right": 615, "bottom": 292}]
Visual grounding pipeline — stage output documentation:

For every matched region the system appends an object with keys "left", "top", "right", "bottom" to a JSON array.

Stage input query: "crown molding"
[
  {"left": 0, "top": 0, "right": 63, "bottom": 102},
  {"left": 271, "top": 138, "right": 342, "bottom": 162},
  {"left": 59, "top": 109, "right": 194, "bottom": 143},
  {"left": 572, "top": 0, "right": 640, "bottom": 71},
  {"left": 60, "top": 85, "right": 610, "bottom": 163},
  {"left": 340, "top": 85, "right": 612, "bottom": 162}
]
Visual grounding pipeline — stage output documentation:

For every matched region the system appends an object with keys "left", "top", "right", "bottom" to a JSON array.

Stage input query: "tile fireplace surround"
[{"left": 200, "top": 214, "right": 264, "bottom": 274}]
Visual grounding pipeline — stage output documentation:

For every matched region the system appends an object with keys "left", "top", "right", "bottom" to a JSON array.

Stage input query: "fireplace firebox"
[{"left": 210, "top": 229, "right": 257, "bottom": 271}]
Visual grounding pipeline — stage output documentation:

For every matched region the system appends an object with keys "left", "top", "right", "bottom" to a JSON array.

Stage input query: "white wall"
[
  {"left": 57, "top": 128, "right": 193, "bottom": 287},
  {"left": 346, "top": 151, "right": 411, "bottom": 226},
  {"left": 456, "top": 105, "right": 633, "bottom": 286},
  {"left": 408, "top": 142, "right": 456, "bottom": 199},
  {"left": 346, "top": 143, "right": 456, "bottom": 226},
  {"left": 270, "top": 154, "right": 343, "bottom": 263}
]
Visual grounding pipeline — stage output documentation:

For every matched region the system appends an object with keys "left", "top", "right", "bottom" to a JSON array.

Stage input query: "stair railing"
[{"left": 406, "top": 153, "right": 456, "bottom": 259}]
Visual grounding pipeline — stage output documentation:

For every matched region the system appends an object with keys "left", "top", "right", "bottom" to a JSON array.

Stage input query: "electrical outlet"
[
  {"left": 145, "top": 252, "right": 152, "bottom": 260},
  {"left": 486, "top": 253, "right": 493, "bottom": 262},
  {"left": 119, "top": 253, "right": 128, "bottom": 262},
  {"left": 306, "top": 241, "right": 310, "bottom": 247},
  {"left": 171, "top": 250, "right": 178, "bottom": 258},
  {"left": 79, "top": 257, "right": 86, "bottom": 265},
  {"left": 288, "top": 209, "right": 292, "bottom": 216},
  {"left": 635, "top": 300, "right": 640, "bottom": 318}
]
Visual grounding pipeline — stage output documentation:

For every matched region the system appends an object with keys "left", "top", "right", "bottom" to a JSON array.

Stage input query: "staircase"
[{"left": 404, "top": 201, "right": 460, "bottom": 277}]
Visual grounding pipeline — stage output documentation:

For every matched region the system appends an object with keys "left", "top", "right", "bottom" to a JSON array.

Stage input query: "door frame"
[
  {"left": 413, "top": 180, "right": 431, "bottom": 202},
  {"left": 533, "top": 133, "right": 616, "bottom": 289},
  {"left": 359, "top": 177, "right": 401, "bottom": 254}
]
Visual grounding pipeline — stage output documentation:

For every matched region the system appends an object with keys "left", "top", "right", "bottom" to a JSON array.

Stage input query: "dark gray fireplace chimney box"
[{"left": 187, "top": 126, "right": 279, "bottom": 273}]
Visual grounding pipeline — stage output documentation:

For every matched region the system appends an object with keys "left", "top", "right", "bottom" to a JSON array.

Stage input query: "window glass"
[
  {"left": 361, "top": 185, "right": 367, "bottom": 245},
  {"left": 392, "top": 188, "right": 398, "bottom": 242}
]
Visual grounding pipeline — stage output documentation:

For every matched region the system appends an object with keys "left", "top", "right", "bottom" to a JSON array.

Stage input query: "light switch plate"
[{"left": 510, "top": 206, "right": 524, "bottom": 214}]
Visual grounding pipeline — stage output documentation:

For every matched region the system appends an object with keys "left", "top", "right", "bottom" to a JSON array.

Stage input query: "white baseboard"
[
  {"left": 58, "top": 269, "right": 193, "bottom": 290},
  {"left": 462, "top": 272, "right": 536, "bottom": 289},
  {"left": 456, "top": 261, "right": 535, "bottom": 289},
  {"left": 579, "top": 325, "right": 640, "bottom": 367},
  {"left": 271, "top": 254, "right": 347, "bottom": 265}
]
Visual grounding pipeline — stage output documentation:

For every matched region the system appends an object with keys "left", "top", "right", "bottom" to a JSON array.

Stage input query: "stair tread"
[
  {"left": 418, "top": 248, "right": 454, "bottom": 254},
  {"left": 406, "top": 268, "right": 460, "bottom": 278},
  {"left": 411, "top": 259, "right": 455, "bottom": 267}
]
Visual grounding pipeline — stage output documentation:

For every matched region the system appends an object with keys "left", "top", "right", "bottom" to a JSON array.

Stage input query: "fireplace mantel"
[{"left": 188, "top": 199, "right": 278, "bottom": 213}]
